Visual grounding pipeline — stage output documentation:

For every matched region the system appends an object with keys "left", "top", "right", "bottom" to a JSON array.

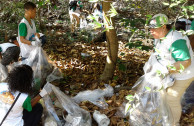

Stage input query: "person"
[
  {"left": 148, "top": 14, "right": 194, "bottom": 125},
  {"left": 0, "top": 64, "right": 50, "bottom": 126},
  {"left": 69, "top": 0, "right": 83, "bottom": 32},
  {"left": 18, "top": 2, "right": 46, "bottom": 60},
  {"left": 0, "top": 36, "right": 20, "bottom": 67},
  {"left": 92, "top": 3, "right": 103, "bottom": 22}
]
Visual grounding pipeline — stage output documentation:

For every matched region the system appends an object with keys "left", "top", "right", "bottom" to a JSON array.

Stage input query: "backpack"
[{"left": 69, "top": 1, "right": 77, "bottom": 10}]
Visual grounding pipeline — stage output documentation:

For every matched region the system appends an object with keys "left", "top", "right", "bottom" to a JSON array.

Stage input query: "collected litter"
[
  {"left": 93, "top": 110, "right": 110, "bottom": 126},
  {"left": 43, "top": 83, "right": 92, "bottom": 126},
  {"left": 73, "top": 84, "right": 114, "bottom": 109}
]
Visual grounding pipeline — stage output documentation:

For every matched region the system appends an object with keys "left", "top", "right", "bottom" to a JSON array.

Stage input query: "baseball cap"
[{"left": 148, "top": 14, "right": 169, "bottom": 28}]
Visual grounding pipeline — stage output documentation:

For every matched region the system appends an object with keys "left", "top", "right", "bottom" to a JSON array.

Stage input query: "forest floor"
[{"left": 42, "top": 26, "right": 194, "bottom": 126}]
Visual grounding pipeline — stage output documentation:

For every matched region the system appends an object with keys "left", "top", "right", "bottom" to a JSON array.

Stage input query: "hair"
[
  {"left": 8, "top": 65, "right": 33, "bottom": 94},
  {"left": 24, "top": 2, "right": 36, "bottom": 10},
  {"left": 175, "top": 21, "right": 186, "bottom": 31},
  {"left": 9, "top": 36, "right": 17, "bottom": 43},
  {"left": 166, "top": 24, "right": 172, "bottom": 30}
]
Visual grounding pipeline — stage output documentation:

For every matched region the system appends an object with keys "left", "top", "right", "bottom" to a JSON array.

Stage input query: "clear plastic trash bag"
[
  {"left": 20, "top": 47, "right": 53, "bottom": 95},
  {"left": 46, "top": 68, "right": 63, "bottom": 83},
  {"left": 73, "top": 84, "right": 114, "bottom": 109},
  {"left": 181, "top": 81, "right": 194, "bottom": 114},
  {"left": 0, "top": 63, "right": 8, "bottom": 82},
  {"left": 43, "top": 95, "right": 62, "bottom": 126},
  {"left": 127, "top": 73, "right": 174, "bottom": 126},
  {"left": 43, "top": 83, "right": 92, "bottom": 126}
]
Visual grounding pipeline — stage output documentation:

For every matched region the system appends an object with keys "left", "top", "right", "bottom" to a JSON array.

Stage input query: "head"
[
  {"left": 9, "top": 36, "right": 19, "bottom": 47},
  {"left": 8, "top": 65, "right": 33, "bottom": 94},
  {"left": 175, "top": 21, "right": 186, "bottom": 31},
  {"left": 148, "top": 14, "right": 171, "bottom": 39},
  {"left": 24, "top": 2, "right": 36, "bottom": 19}
]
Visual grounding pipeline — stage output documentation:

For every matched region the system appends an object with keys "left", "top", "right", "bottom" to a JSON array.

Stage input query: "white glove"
[
  {"left": 39, "top": 82, "right": 52, "bottom": 97},
  {"left": 39, "top": 88, "right": 48, "bottom": 97},
  {"left": 35, "top": 35, "right": 41, "bottom": 43},
  {"left": 31, "top": 41, "right": 42, "bottom": 47}
]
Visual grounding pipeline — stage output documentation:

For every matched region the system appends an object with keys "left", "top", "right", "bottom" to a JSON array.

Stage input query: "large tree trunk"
[{"left": 100, "top": 0, "right": 118, "bottom": 81}]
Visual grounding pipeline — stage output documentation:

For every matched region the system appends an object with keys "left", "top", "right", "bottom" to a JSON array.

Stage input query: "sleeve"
[
  {"left": 22, "top": 96, "right": 32, "bottom": 112},
  {"left": 190, "top": 20, "right": 194, "bottom": 30},
  {"left": 19, "top": 23, "right": 27, "bottom": 37},
  {"left": 169, "top": 39, "right": 191, "bottom": 62},
  {"left": 0, "top": 47, "right": 2, "bottom": 52}
]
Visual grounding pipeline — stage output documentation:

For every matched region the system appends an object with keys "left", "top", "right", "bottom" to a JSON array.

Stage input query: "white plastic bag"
[
  {"left": 0, "top": 63, "right": 8, "bottom": 82},
  {"left": 43, "top": 83, "right": 92, "bottom": 126},
  {"left": 43, "top": 95, "right": 62, "bottom": 126},
  {"left": 46, "top": 68, "right": 63, "bottom": 83},
  {"left": 73, "top": 84, "right": 114, "bottom": 109},
  {"left": 127, "top": 73, "right": 174, "bottom": 126}
]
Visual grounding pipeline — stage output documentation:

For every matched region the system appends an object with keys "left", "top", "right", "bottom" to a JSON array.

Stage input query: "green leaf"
[
  {"left": 170, "top": 3, "right": 178, "bottom": 8},
  {"left": 120, "top": 52, "right": 125, "bottom": 56},
  {"left": 156, "top": 70, "right": 162, "bottom": 76},
  {"left": 119, "top": 63, "right": 127, "bottom": 71},
  {"left": 179, "top": 63, "right": 185, "bottom": 73},
  {"left": 154, "top": 48, "right": 161, "bottom": 53},
  {"left": 126, "top": 95, "right": 134, "bottom": 101},
  {"left": 163, "top": 2, "right": 170, "bottom": 6},
  {"left": 125, "top": 102, "right": 131, "bottom": 114},
  {"left": 145, "top": 86, "right": 151, "bottom": 91}
]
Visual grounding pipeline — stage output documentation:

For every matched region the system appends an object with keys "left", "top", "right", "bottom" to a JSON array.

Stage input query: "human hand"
[
  {"left": 39, "top": 82, "right": 52, "bottom": 98},
  {"left": 35, "top": 33, "right": 40, "bottom": 38}
]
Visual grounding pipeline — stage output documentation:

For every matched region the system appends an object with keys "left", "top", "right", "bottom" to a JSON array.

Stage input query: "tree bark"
[{"left": 100, "top": 0, "right": 118, "bottom": 81}]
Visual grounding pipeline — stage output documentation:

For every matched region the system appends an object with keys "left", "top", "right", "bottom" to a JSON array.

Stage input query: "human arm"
[
  {"left": 20, "top": 36, "right": 31, "bottom": 45},
  {"left": 168, "top": 39, "right": 192, "bottom": 73},
  {"left": 35, "top": 33, "right": 40, "bottom": 38},
  {"left": 168, "top": 59, "right": 191, "bottom": 73}
]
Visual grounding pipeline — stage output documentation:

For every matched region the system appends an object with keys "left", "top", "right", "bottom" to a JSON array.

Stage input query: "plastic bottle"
[{"left": 93, "top": 110, "right": 110, "bottom": 126}]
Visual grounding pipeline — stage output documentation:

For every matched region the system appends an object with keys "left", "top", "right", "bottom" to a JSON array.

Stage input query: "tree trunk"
[{"left": 100, "top": 0, "right": 118, "bottom": 81}]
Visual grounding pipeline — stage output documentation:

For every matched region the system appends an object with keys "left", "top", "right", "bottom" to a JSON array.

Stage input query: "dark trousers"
[
  {"left": 23, "top": 103, "right": 43, "bottom": 126},
  {"left": 1, "top": 46, "right": 20, "bottom": 66}
]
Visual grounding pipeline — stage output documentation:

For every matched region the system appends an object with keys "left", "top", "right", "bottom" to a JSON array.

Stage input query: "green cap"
[{"left": 149, "top": 13, "right": 169, "bottom": 28}]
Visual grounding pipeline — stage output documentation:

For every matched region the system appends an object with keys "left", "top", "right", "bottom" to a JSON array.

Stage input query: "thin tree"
[{"left": 101, "top": 0, "right": 118, "bottom": 81}]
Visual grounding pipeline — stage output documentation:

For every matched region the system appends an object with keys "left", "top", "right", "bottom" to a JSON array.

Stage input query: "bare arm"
[
  {"left": 20, "top": 36, "right": 31, "bottom": 45},
  {"left": 31, "top": 94, "right": 41, "bottom": 107},
  {"left": 168, "top": 59, "right": 191, "bottom": 73}
]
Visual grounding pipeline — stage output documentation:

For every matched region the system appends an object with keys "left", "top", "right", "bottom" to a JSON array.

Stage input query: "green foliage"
[
  {"left": 145, "top": 86, "right": 151, "bottom": 91},
  {"left": 117, "top": 58, "right": 127, "bottom": 72},
  {"left": 126, "top": 41, "right": 152, "bottom": 51}
]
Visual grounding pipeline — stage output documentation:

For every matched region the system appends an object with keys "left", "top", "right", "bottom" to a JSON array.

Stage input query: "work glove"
[
  {"left": 39, "top": 82, "right": 52, "bottom": 97},
  {"left": 31, "top": 41, "right": 42, "bottom": 47}
]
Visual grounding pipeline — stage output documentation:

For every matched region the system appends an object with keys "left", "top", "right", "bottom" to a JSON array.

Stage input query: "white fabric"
[
  {"left": 93, "top": 9, "right": 103, "bottom": 19},
  {"left": 18, "top": 18, "right": 37, "bottom": 58},
  {"left": 0, "top": 43, "right": 16, "bottom": 53},
  {"left": 0, "top": 83, "right": 28, "bottom": 126},
  {"left": 153, "top": 30, "right": 194, "bottom": 80}
]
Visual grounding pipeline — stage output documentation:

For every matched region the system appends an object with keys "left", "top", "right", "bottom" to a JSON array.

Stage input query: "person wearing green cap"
[{"left": 147, "top": 13, "right": 194, "bottom": 125}]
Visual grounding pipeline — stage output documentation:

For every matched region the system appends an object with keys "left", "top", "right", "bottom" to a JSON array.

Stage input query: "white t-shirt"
[
  {"left": 154, "top": 30, "right": 194, "bottom": 80},
  {"left": 0, "top": 83, "right": 28, "bottom": 126},
  {"left": 0, "top": 43, "right": 16, "bottom": 53}
]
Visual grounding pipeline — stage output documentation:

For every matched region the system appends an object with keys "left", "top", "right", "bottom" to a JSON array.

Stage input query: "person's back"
[
  {"left": 0, "top": 37, "right": 20, "bottom": 67},
  {"left": 0, "top": 65, "right": 51, "bottom": 126}
]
